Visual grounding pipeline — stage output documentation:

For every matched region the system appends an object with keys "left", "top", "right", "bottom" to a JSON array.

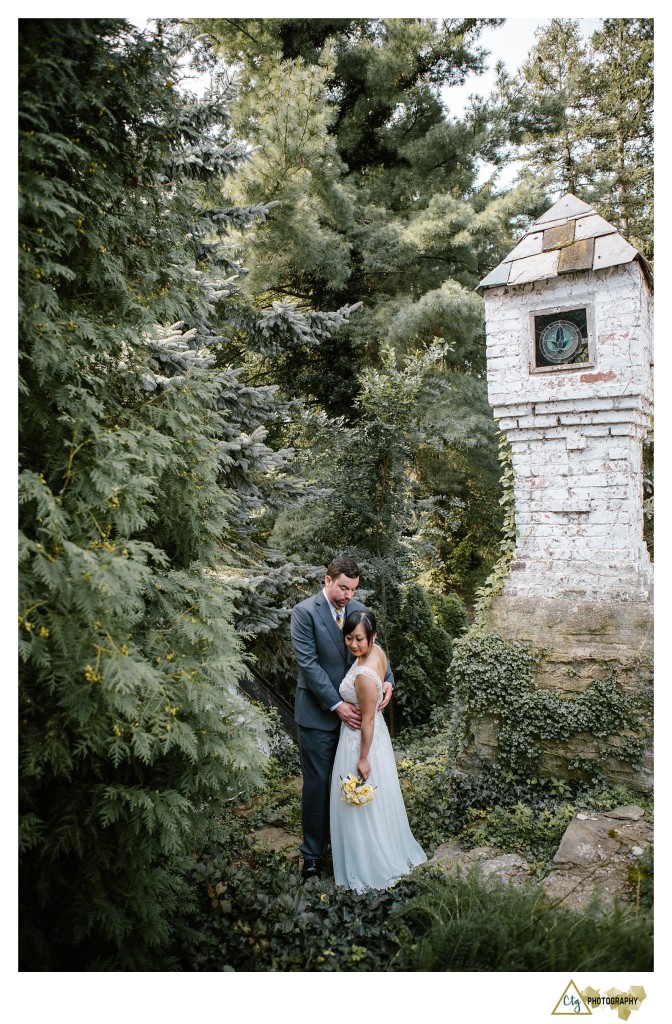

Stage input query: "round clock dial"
[{"left": 538, "top": 320, "right": 582, "bottom": 363}]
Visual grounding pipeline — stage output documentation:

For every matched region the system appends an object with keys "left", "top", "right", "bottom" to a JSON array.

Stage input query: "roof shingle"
[{"left": 477, "top": 194, "right": 652, "bottom": 293}]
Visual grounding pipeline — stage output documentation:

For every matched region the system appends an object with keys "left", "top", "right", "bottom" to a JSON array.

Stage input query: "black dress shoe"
[{"left": 301, "top": 858, "right": 321, "bottom": 880}]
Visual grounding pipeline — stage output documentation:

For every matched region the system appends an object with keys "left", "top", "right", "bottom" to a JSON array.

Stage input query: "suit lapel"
[{"left": 316, "top": 593, "right": 347, "bottom": 659}]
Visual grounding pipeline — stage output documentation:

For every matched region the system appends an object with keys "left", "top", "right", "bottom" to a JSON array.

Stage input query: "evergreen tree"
[
  {"left": 488, "top": 18, "right": 653, "bottom": 259},
  {"left": 192, "top": 18, "right": 520, "bottom": 406},
  {"left": 190, "top": 18, "right": 532, "bottom": 602},
  {"left": 19, "top": 17, "right": 353, "bottom": 969},
  {"left": 386, "top": 584, "right": 454, "bottom": 730},
  {"left": 213, "top": 45, "right": 353, "bottom": 301},
  {"left": 493, "top": 19, "right": 591, "bottom": 198},
  {"left": 583, "top": 19, "right": 653, "bottom": 260}
]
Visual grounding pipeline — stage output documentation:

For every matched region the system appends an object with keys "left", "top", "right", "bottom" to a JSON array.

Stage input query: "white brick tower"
[
  {"left": 464, "top": 194, "right": 653, "bottom": 791},
  {"left": 478, "top": 194, "right": 653, "bottom": 602}
]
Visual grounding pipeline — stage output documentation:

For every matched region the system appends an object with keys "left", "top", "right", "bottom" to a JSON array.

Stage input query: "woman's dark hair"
[{"left": 343, "top": 609, "right": 376, "bottom": 642}]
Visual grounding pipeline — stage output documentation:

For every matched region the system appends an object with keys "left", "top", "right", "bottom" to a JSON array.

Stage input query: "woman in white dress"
[{"left": 329, "top": 610, "right": 426, "bottom": 892}]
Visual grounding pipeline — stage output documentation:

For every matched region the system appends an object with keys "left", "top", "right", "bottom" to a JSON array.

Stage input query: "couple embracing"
[{"left": 291, "top": 556, "right": 426, "bottom": 892}]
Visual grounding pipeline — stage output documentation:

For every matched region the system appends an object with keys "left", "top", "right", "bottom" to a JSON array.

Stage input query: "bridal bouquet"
[{"left": 340, "top": 773, "right": 376, "bottom": 806}]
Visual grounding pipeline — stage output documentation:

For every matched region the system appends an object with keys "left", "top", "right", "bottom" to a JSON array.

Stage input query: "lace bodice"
[{"left": 339, "top": 661, "right": 383, "bottom": 707}]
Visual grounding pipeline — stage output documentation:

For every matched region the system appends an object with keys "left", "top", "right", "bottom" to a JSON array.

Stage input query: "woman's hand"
[{"left": 357, "top": 756, "right": 371, "bottom": 781}]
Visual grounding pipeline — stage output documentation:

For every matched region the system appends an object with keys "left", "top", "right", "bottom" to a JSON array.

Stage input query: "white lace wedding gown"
[{"left": 329, "top": 662, "right": 427, "bottom": 892}]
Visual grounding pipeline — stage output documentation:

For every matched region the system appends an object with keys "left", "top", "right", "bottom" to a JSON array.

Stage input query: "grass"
[{"left": 395, "top": 868, "right": 653, "bottom": 972}]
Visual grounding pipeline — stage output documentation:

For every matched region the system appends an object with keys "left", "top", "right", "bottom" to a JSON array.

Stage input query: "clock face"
[{"left": 538, "top": 319, "right": 582, "bottom": 363}]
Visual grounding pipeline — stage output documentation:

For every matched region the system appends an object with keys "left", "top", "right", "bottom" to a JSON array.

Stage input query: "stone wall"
[{"left": 477, "top": 594, "right": 653, "bottom": 792}]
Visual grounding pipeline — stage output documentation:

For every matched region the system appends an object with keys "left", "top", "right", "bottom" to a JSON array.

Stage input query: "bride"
[{"left": 329, "top": 610, "right": 427, "bottom": 892}]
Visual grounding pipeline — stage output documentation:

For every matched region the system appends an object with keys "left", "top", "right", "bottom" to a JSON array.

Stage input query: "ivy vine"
[
  {"left": 447, "top": 431, "right": 651, "bottom": 794},
  {"left": 450, "top": 632, "right": 651, "bottom": 780},
  {"left": 471, "top": 431, "right": 516, "bottom": 626}
]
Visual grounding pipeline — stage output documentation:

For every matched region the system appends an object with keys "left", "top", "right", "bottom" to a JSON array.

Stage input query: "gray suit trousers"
[{"left": 296, "top": 723, "right": 341, "bottom": 860}]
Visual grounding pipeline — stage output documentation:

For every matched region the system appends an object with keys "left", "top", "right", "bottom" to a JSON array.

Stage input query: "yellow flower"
[{"left": 340, "top": 774, "right": 377, "bottom": 806}]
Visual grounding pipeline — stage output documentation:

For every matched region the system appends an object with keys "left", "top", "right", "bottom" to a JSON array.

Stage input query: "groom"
[{"left": 290, "top": 556, "right": 394, "bottom": 879}]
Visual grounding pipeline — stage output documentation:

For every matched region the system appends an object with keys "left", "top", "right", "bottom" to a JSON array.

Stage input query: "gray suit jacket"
[{"left": 291, "top": 591, "right": 393, "bottom": 730}]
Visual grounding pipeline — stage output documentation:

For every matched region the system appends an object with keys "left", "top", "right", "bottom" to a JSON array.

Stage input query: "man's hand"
[
  {"left": 336, "top": 701, "right": 362, "bottom": 731},
  {"left": 378, "top": 681, "right": 393, "bottom": 712}
]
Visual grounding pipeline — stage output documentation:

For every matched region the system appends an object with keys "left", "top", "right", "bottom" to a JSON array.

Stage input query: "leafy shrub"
[
  {"left": 430, "top": 592, "right": 468, "bottom": 639},
  {"left": 180, "top": 838, "right": 652, "bottom": 972},
  {"left": 182, "top": 833, "right": 417, "bottom": 971},
  {"left": 464, "top": 802, "right": 576, "bottom": 866},
  {"left": 387, "top": 584, "right": 454, "bottom": 729}
]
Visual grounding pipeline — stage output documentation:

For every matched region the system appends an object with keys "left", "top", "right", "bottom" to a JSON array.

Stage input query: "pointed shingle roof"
[{"left": 477, "top": 194, "right": 652, "bottom": 293}]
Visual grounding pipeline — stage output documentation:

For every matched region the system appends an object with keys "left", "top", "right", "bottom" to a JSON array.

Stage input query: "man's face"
[{"left": 324, "top": 573, "right": 359, "bottom": 609}]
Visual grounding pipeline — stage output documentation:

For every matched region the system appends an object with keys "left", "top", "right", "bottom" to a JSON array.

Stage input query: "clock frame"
[{"left": 528, "top": 303, "right": 595, "bottom": 373}]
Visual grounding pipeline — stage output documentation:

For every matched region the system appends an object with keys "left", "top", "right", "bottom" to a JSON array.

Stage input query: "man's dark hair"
[
  {"left": 326, "top": 556, "right": 360, "bottom": 580},
  {"left": 343, "top": 609, "right": 376, "bottom": 642}
]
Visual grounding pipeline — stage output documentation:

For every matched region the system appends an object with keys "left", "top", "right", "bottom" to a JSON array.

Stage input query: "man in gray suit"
[{"left": 291, "top": 555, "right": 393, "bottom": 879}]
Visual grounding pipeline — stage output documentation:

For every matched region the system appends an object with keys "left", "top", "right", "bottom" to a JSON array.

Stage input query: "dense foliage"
[
  {"left": 18, "top": 17, "right": 355, "bottom": 970},
  {"left": 19, "top": 17, "right": 260, "bottom": 969},
  {"left": 190, "top": 17, "right": 536, "bottom": 604},
  {"left": 18, "top": 16, "right": 654, "bottom": 972},
  {"left": 179, "top": 822, "right": 652, "bottom": 972}
]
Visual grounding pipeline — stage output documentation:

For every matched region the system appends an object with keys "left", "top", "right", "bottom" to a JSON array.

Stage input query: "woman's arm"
[{"left": 354, "top": 673, "right": 378, "bottom": 780}]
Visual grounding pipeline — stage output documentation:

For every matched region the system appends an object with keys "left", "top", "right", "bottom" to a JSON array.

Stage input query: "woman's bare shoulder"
[
  {"left": 359, "top": 647, "right": 387, "bottom": 680},
  {"left": 372, "top": 646, "right": 387, "bottom": 677}
]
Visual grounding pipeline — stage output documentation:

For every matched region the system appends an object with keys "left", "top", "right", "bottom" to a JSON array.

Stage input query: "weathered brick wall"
[
  {"left": 466, "top": 209, "right": 654, "bottom": 792},
  {"left": 485, "top": 262, "right": 653, "bottom": 602}
]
